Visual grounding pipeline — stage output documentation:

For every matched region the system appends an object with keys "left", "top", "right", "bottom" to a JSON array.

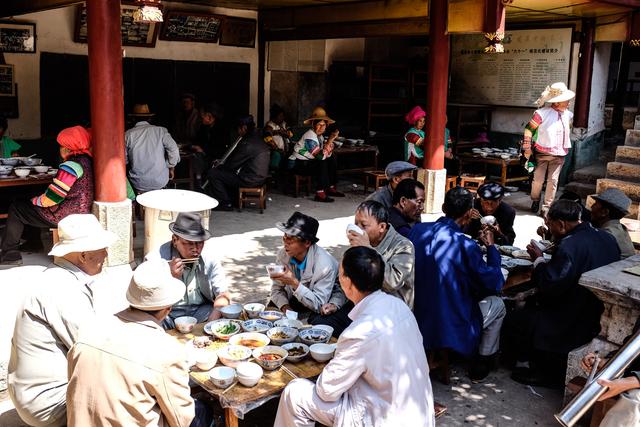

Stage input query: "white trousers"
[
  {"left": 274, "top": 378, "right": 341, "bottom": 427},
  {"left": 600, "top": 389, "right": 640, "bottom": 427}
]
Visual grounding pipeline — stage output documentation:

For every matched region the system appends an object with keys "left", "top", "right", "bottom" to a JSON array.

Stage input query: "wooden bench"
[
  {"left": 364, "top": 170, "right": 387, "bottom": 194},
  {"left": 238, "top": 185, "right": 267, "bottom": 213},
  {"left": 459, "top": 175, "right": 486, "bottom": 193},
  {"left": 446, "top": 175, "right": 458, "bottom": 191}
]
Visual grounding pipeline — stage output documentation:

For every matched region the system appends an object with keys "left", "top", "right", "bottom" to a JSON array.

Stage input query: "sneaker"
[
  {"left": 313, "top": 194, "right": 335, "bottom": 203},
  {"left": 469, "top": 355, "right": 494, "bottom": 383},
  {"left": 531, "top": 201, "right": 540, "bottom": 213},
  {"left": 213, "top": 203, "right": 233, "bottom": 212},
  {"left": 326, "top": 187, "right": 345, "bottom": 197}
]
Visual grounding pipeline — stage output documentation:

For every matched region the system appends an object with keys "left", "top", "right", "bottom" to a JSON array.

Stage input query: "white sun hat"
[
  {"left": 48, "top": 214, "right": 117, "bottom": 257},
  {"left": 126, "top": 259, "right": 185, "bottom": 311},
  {"left": 535, "top": 82, "right": 576, "bottom": 106}
]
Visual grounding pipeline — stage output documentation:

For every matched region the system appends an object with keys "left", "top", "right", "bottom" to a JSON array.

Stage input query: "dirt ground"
[{"left": 0, "top": 178, "right": 565, "bottom": 427}]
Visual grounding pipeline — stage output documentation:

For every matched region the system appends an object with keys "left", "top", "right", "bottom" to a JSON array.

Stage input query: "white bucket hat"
[
  {"left": 535, "top": 82, "right": 576, "bottom": 106},
  {"left": 48, "top": 214, "right": 117, "bottom": 257},
  {"left": 126, "top": 259, "right": 185, "bottom": 311}
]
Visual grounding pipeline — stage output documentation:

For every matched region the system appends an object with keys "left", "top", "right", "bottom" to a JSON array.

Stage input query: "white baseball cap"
[
  {"left": 48, "top": 214, "right": 117, "bottom": 257},
  {"left": 126, "top": 259, "right": 185, "bottom": 311}
]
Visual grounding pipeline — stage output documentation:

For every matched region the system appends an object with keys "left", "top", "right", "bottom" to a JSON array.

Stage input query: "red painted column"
[
  {"left": 573, "top": 20, "right": 595, "bottom": 128},
  {"left": 424, "top": 0, "right": 449, "bottom": 170},
  {"left": 86, "top": 0, "right": 126, "bottom": 202}
]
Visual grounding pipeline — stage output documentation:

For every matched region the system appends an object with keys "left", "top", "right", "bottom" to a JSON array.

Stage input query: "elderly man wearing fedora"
[
  {"left": 8, "top": 214, "right": 116, "bottom": 427},
  {"left": 590, "top": 188, "right": 635, "bottom": 258},
  {"left": 366, "top": 160, "right": 417, "bottom": 210},
  {"left": 465, "top": 182, "right": 516, "bottom": 246},
  {"left": 289, "top": 106, "right": 344, "bottom": 203},
  {"left": 523, "top": 82, "right": 575, "bottom": 215},
  {"left": 125, "top": 103, "right": 181, "bottom": 193},
  {"left": 269, "top": 211, "right": 340, "bottom": 316},
  {"left": 146, "top": 212, "right": 231, "bottom": 329},
  {"left": 66, "top": 259, "right": 213, "bottom": 427}
]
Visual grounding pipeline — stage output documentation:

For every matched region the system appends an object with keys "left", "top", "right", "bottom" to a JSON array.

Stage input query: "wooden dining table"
[
  {"left": 457, "top": 153, "right": 529, "bottom": 187},
  {"left": 0, "top": 173, "right": 53, "bottom": 188},
  {"left": 168, "top": 322, "right": 332, "bottom": 427}
]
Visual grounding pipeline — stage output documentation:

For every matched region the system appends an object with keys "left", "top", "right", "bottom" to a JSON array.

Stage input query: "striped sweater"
[{"left": 32, "top": 161, "right": 84, "bottom": 207}]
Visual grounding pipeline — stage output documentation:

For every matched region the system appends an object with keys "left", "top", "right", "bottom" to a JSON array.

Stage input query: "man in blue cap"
[{"left": 366, "top": 161, "right": 417, "bottom": 210}]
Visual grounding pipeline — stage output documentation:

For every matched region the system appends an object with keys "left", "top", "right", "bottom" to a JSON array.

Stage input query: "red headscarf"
[{"left": 56, "top": 126, "right": 92, "bottom": 157}]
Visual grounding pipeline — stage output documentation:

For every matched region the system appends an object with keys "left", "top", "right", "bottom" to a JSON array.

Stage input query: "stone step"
[
  {"left": 572, "top": 164, "right": 607, "bottom": 184},
  {"left": 625, "top": 129, "right": 640, "bottom": 147},
  {"left": 606, "top": 162, "right": 640, "bottom": 184},
  {"left": 587, "top": 195, "right": 639, "bottom": 219},
  {"left": 564, "top": 181, "right": 597, "bottom": 199},
  {"left": 596, "top": 178, "right": 640, "bottom": 202},
  {"left": 615, "top": 146, "right": 640, "bottom": 165}
]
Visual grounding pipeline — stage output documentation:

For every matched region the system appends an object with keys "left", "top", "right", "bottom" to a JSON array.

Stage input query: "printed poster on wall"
[{"left": 449, "top": 28, "right": 572, "bottom": 107}]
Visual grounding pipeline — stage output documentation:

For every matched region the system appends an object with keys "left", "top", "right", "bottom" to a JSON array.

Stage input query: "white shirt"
[
  {"left": 533, "top": 106, "right": 573, "bottom": 156},
  {"left": 316, "top": 291, "right": 435, "bottom": 427}
]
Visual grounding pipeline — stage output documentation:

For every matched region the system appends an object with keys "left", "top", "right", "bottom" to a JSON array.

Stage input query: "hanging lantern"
[
  {"left": 133, "top": 0, "right": 163, "bottom": 23},
  {"left": 483, "top": 0, "right": 512, "bottom": 53}
]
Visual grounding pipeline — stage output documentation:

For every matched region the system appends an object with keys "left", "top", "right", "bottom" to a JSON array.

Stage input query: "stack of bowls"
[
  {"left": 209, "top": 366, "right": 236, "bottom": 388},
  {"left": 236, "top": 361, "right": 263, "bottom": 387}
]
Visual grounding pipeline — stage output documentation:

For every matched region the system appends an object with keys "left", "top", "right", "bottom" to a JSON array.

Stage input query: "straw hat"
[
  {"left": 48, "top": 214, "right": 117, "bottom": 257},
  {"left": 303, "top": 107, "right": 335, "bottom": 126},
  {"left": 535, "top": 82, "right": 575, "bottom": 106},
  {"left": 126, "top": 259, "right": 185, "bottom": 311},
  {"left": 129, "top": 104, "right": 155, "bottom": 117}
]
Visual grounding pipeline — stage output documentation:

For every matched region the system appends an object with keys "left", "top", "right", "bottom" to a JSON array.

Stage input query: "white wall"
[
  {"left": 4, "top": 2, "right": 258, "bottom": 139},
  {"left": 587, "top": 43, "right": 612, "bottom": 135}
]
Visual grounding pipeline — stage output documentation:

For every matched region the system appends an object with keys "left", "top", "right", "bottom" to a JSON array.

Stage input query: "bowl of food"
[
  {"left": 0, "top": 158, "right": 20, "bottom": 166},
  {"left": 22, "top": 158, "right": 42, "bottom": 166},
  {"left": 14, "top": 167, "right": 30, "bottom": 177},
  {"left": 259, "top": 310, "right": 284, "bottom": 322},
  {"left": 309, "top": 343, "right": 336, "bottom": 362},
  {"left": 209, "top": 366, "right": 236, "bottom": 388},
  {"left": 312, "top": 324, "right": 334, "bottom": 338},
  {"left": 265, "top": 263, "right": 285, "bottom": 277},
  {"left": 195, "top": 351, "right": 218, "bottom": 371},
  {"left": 274, "top": 318, "right": 304, "bottom": 329},
  {"left": 0, "top": 165, "right": 12, "bottom": 175},
  {"left": 499, "top": 153, "right": 511, "bottom": 159},
  {"left": 217, "top": 345, "right": 252, "bottom": 368},
  {"left": 244, "top": 302, "right": 266, "bottom": 319},
  {"left": 33, "top": 165, "right": 49, "bottom": 174},
  {"left": 236, "top": 361, "right": 263, "bottom": 387},
  {"left": 220, "top": 303, "right": 243, "bottom": 319},
  {"left": 205, "top": 319, "right": 241, "bottom": 340},
  {"left": 174, "top": 316, "right": 197, "bottom": 334},
  {"left": 229, "top": 332, "right": 270, "bottom": 349},
  {"left": 47, "top": 169, "right": 58, "bottom": 175},
  {"left": 252, "top": 345, "right": 288, "bottom": 370},
  {"left": 299, "top": 328, "right": 331, "bottom": 346},
  {"left": 480, "top": 215, "right": 496, "bottom": 226},
  {"left": 281, "top": 343, "right": 310, "bottom": 363},
  {"left": 242, "top": 319, "right": 273, "bottom": 333},
  {"left": 266, "top": 326, "right": 298, "bottom": 345}
]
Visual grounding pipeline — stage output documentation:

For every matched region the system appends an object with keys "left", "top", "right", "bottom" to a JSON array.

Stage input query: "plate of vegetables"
[{"left": 204, "top": 319, "right": 241, "bottom": 340}]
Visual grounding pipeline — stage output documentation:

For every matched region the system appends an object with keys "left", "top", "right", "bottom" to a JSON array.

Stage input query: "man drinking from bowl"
[
  {"left": 465, "top": 182, "right": 516, "bottom": 245},
  {"left": 269, "top": 211, "right": 340, "bottom": 317},
  {"left": 275, "top": 247, "right": 435, "bottom": 427},
  {"left": 146, "top": 212, "right": 231, "bottom": 329}
]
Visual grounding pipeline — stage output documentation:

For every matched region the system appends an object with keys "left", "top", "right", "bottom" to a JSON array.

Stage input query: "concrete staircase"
[{"left": 595, "top": 120, "right": 640, "bottom": 219}]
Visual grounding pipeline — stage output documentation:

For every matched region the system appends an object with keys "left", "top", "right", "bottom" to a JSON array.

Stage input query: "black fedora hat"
[
  {"left": 169, "top": 212, "right": 211, "bottom": 242},
  {"left": 276, "top": 212, "right": 319, "bottom": 243}
]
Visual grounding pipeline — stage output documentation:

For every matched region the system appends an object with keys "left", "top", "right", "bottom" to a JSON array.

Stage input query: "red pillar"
[
  {"left": 424, "top": 0, "right": 449, "bottom": 170},
  {"left": 86, "top": 0, "right": 126, "bottom": 202},
  {"left": 573, "top": 20, "right": 595, "bottom": 128}
]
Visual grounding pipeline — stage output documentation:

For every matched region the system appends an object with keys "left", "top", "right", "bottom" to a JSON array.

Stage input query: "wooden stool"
[
  {"left": 50, "top": 228, "right": 59, "bottom": 245},
  {"left": 459, "top": 175, "right": 486, "bottom": 193},
  {"left": 364, "top": 170, "right": 387, "bottom": 194},
  {"left": 446, "top": 175, "right": 458, "bottom": 191},
  {"left": 293, "top": 174, "right": 311, "bottom": 198},
  {"left": 239, "top": 185, "right": 267, "bottom": 213}
]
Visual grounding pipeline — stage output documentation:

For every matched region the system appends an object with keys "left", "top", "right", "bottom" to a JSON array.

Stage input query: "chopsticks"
[
  {"left": 180, "top": 257, "right": 200, "bottom": 264},
  {"left": 221, "top": 380, "right": 238, "bottom": 394},
  {"left": 281, "top": 365, "right": 298, "bottom": 379}
]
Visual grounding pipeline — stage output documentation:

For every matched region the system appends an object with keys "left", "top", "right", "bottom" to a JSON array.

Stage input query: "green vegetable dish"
[{"left": 216, "top": 323, "right": 237, "bottom": 335}]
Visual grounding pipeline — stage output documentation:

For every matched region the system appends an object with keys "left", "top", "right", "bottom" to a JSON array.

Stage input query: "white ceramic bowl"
[
  {"left": 33, "top": 165, "right": 49, "bottom": 173},
  {"left": 22, "top": 158, "right": 42, "bottom": 166},
  {"left": 309, "top": 343, "right": 336, "bottom": 362},
  {"left": 14, "top": 167, "right": 30, "bottom": 177},
  {"left": 500, "top": 153, "right": 510, "bottom": 159},
  {"left": 229, "top": 332, "right": 270, "bottom": 349},
  {"left": 174, "top": 316, "right": 197, "bottom": 334},
  {"left": 0, "top": 165, "right": 12, "bottom": 175},
  {"left": 220, "top": 303, "right": 243, "bottom": 319},
  {"left": 209, "top": 366, "right": 236, "bottom": 388},
  {"left": 480, "top": 215, "right": 496, "bottom": 226},
  {"left": 244, "top": 302, "right": 266, "bottom": 318},
  {"left": 195, "top": 351, "right": 218, "bottom": 371},
  {"left": 205, "top": 319, "right": 241, "bottom": 340},
  {"left": 274, "top": 318, "right": 304, "bottom": 329},
  {"left": 266, "top": 263, "right": 285, "bottom": 276},
  {"left": 312, "top": 324, "right": 334, "bottom": 338},
  {"left": 0, "top": 158, "right": 20, "bottom": 166},
  {"left": 501, "top": 268, "right": 509, "bottom": 281},
  {"left": 259, "top": 310, "right": 284, "bottom": 322},
  {"left": 299, "top": 328, "right": 331, "bottom": 345},
  {"left": 47, "top": 169, "right": 58, "bottom": 175},
  {"left": 281, "top": 342, "right": 310, "bottom": 363},
  {"left": 266, "top": 326, "right": 298, "bottom": 345},
  {"left": 346, "top": 223, "right": 364, "bottom": 235},
  {"left": 242, "top": 319, "right": 273, "bottom": 333},
  {"left": 252, "top": 345, "right": 288, "bottom": 370},
  {"left": 236, "top": 361, "right": 263, "bottom": 387},
  {"left": 217, "top": 345, "right": 252, "bottom": 368}
]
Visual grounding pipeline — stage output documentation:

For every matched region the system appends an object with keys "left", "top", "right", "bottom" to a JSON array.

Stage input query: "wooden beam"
[
  {"left": 0, "top": 0, "right": 81, "bottom": 18},
  {"left": 596, "top": 0, "right": 640, "bottom": 8}
]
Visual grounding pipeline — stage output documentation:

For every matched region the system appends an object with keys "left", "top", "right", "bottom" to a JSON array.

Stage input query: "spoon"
[{"left": 26, "top": 154, "right": 37, "bottom": 158}]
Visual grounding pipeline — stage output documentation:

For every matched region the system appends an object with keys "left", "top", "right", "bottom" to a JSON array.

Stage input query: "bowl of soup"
[
  {"left": 229, "top": 332, "right": 270, "bottom": 349},
  {"left": 252, "top": 345, "right": 288, "bottom": 370}
]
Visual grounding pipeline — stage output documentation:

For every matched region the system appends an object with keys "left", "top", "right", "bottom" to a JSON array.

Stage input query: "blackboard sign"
[
  {"left": 160, "top": 11, "right": 223, "bottom": 43},
  {"left": 0, "top": 21, "right": 36, "bottom": 53},
  {"left": 0, "top": 65, "right": 15, "bottom": 96},
  {"left": 220, "top": 17, "right": 256, "bottom": 48},
  {"left": 74, "top": 3, "right": 160, "bottom": 48}
]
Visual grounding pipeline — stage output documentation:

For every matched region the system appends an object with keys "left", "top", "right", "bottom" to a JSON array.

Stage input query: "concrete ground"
[{"left": 0, "top": 178, "right": 565, "bottom": 426}]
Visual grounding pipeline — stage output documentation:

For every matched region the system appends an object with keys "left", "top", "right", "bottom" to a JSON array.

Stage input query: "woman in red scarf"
[{"left": 1, "top": 126, "right": 95, "bottom": 265}]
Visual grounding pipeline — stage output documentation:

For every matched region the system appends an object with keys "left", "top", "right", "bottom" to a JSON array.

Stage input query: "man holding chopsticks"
[{"left": 146, "top": 212, "right": 231, "bottom": 329}]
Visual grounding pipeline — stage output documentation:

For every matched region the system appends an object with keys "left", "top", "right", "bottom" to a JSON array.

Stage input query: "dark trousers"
[
  {"left": 292, "top": 156, "right": 337, "bottom": 191},
  {"left": 308, "top": 301, "right": 354, "bottom": 338},
  {"left": 1, "top": 199, "right": 55, "bottom": 255},
  {"left": 190, "top": 399, "right": 215, "bottom": 427},
  {"left": 207, "top": 169, "right": 240, "bottom": 206}
]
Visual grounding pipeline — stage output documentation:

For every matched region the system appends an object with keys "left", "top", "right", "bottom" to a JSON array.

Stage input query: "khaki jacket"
[
  {"left": 67, "top": 308, "right": 195, "bottom": 427},
  {"left": 602, "top": 219, "right": 636, "bottom": 259}
]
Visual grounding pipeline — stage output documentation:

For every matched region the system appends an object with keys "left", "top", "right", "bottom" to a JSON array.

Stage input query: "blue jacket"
[{"left": 410, "top": 217, "right": 504, "bottom": 356}]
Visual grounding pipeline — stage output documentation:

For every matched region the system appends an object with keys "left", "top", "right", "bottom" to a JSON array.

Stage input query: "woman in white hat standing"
[{"left": 522, "top": 82, "right": 575, "bottom": 215}]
